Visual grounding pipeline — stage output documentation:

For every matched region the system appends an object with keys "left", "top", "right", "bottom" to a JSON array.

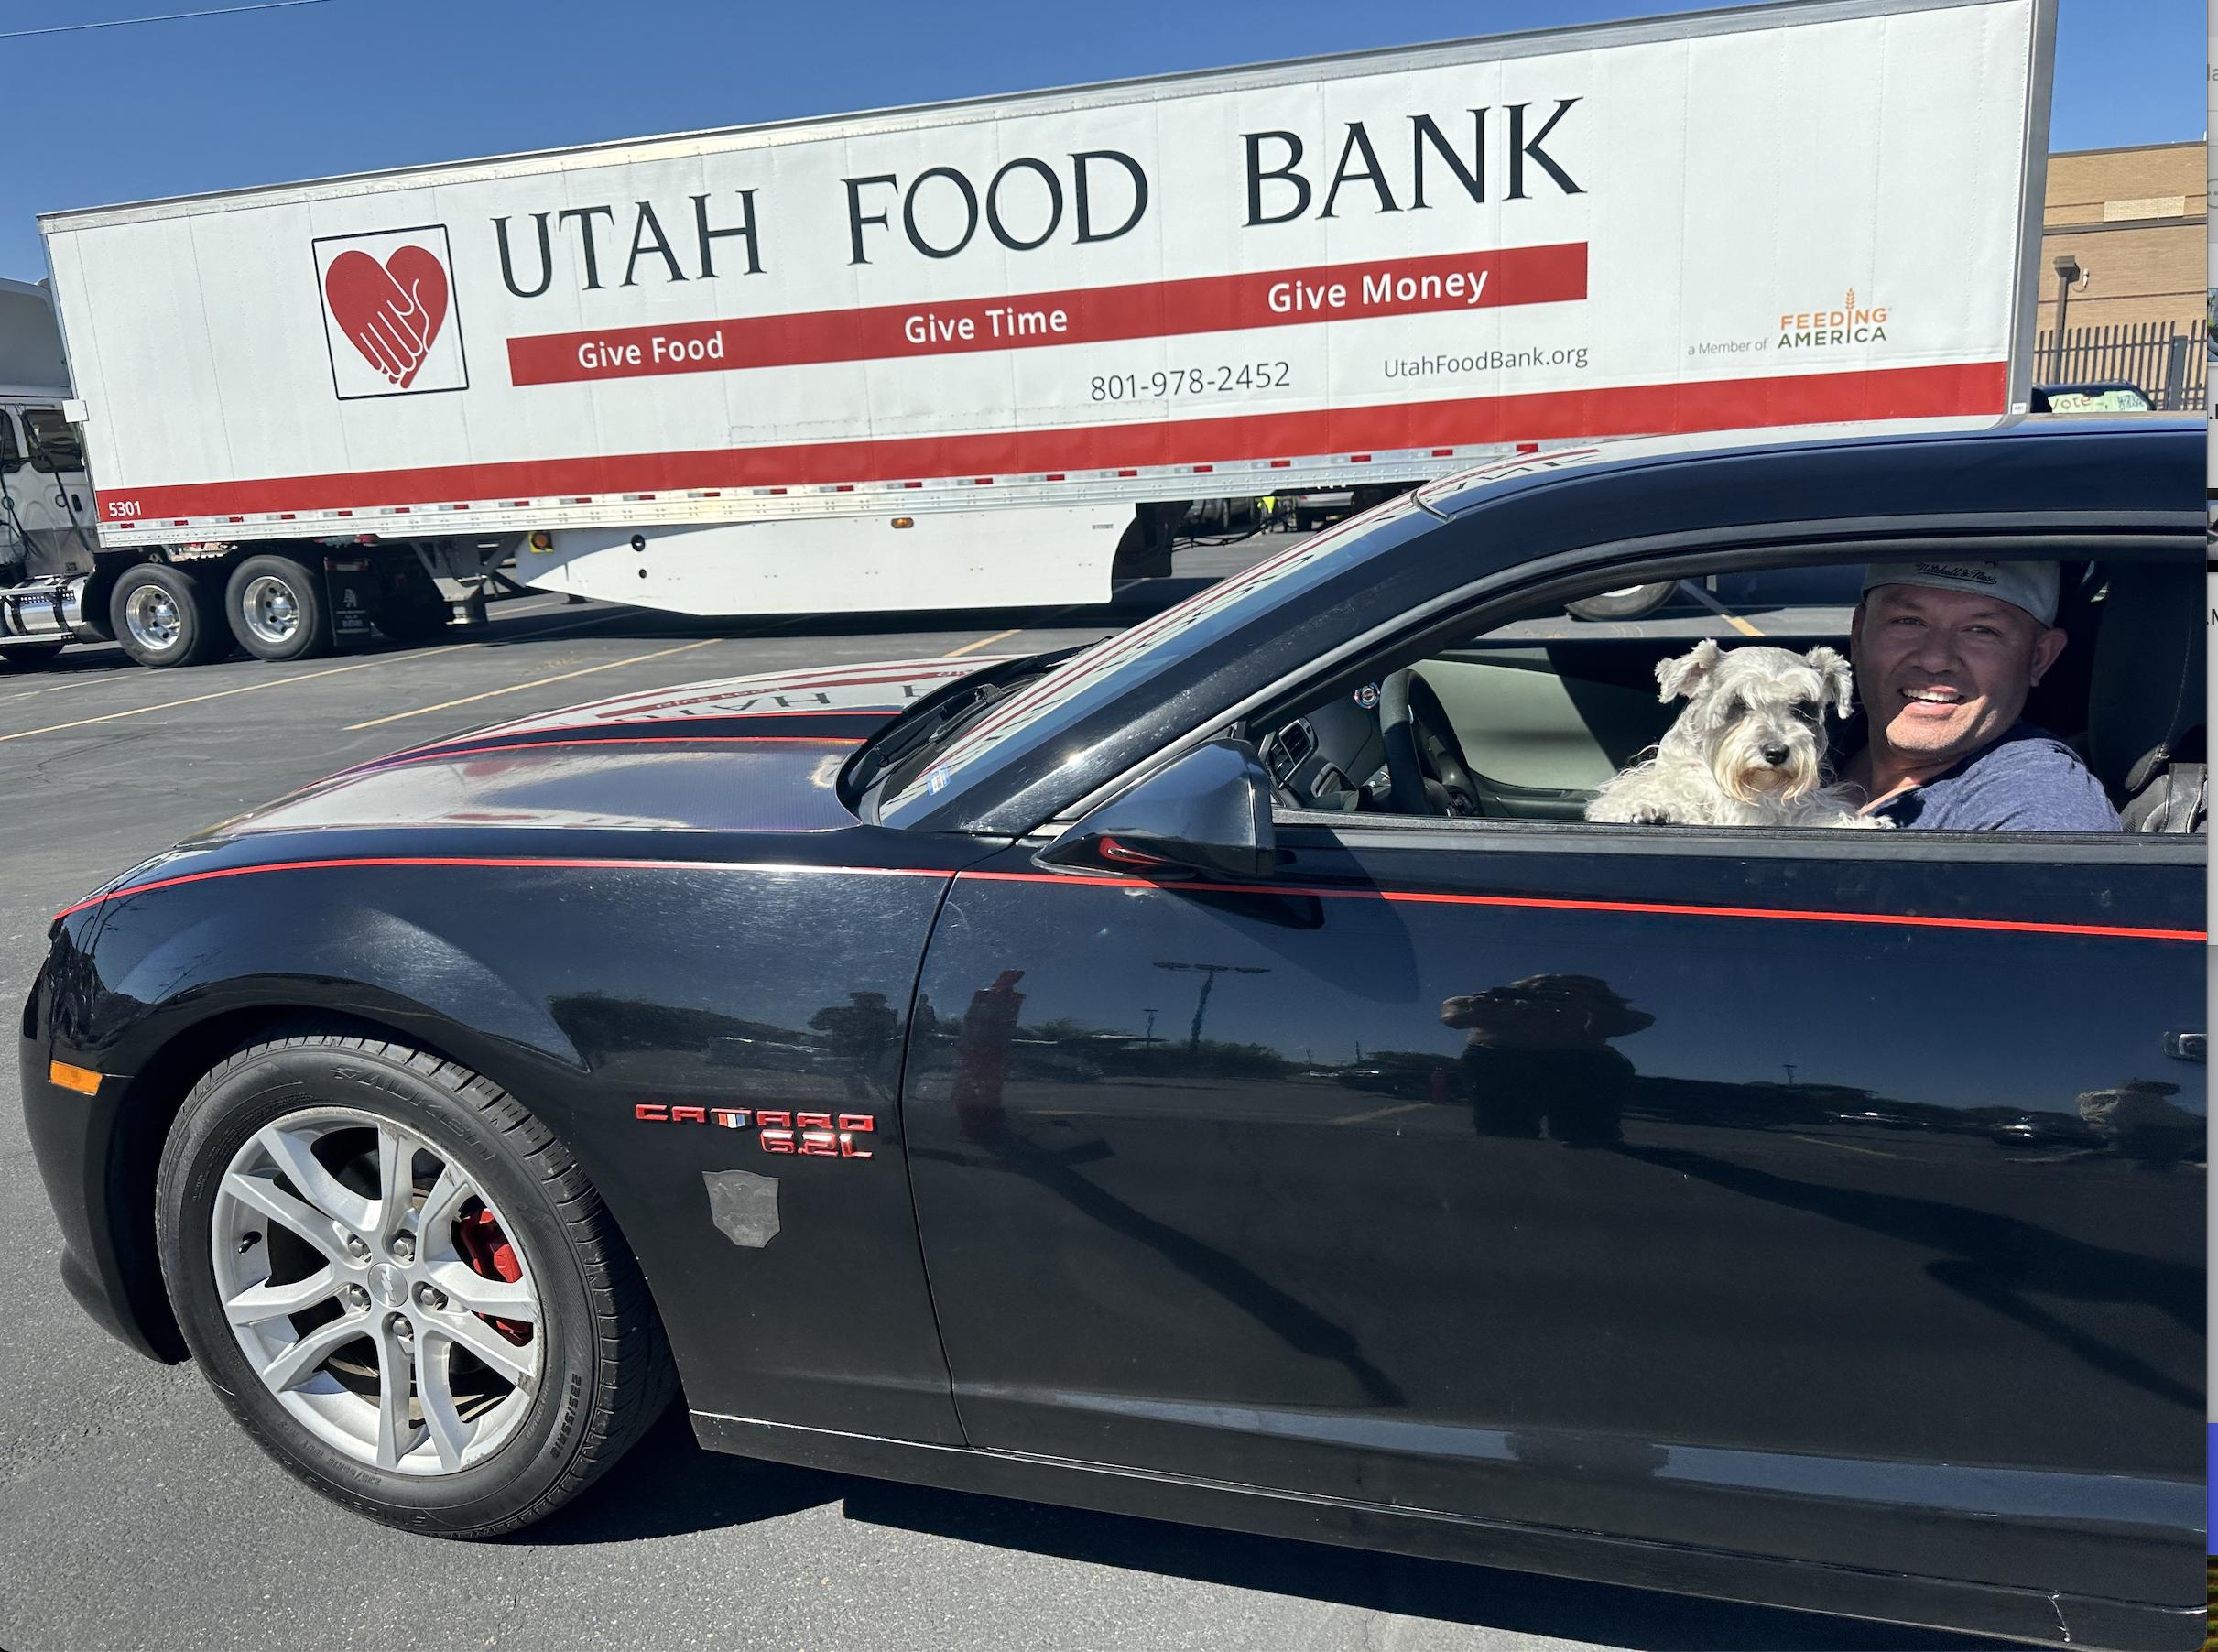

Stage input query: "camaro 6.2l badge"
[{"left": 634, "top": 1103, "right": 875, "bottom": 1157}]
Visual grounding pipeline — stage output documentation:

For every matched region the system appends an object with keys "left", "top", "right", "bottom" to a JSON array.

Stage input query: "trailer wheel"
[
  {"left": 110, "top": 562, "right": 227, "bottom": 668},
  {"left": 224, "top": 554, "right": 332, "bottom": 662},
  {"left": 1566, "top": 581, "right": 1680, "bottom": 623}
]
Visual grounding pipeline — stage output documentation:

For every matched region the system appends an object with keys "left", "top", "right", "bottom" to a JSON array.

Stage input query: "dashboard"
[{"left": 1256, "top": 686, "right": 1388, "bottom": 811}]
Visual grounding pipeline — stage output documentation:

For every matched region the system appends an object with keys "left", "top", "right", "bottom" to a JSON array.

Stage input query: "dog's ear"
[
  {"left": 1654, "top": 638, "right": 1722, "bottom": 702},
  {"left": 1804, "top": 646, "right": 1854, "bottom": 718}
]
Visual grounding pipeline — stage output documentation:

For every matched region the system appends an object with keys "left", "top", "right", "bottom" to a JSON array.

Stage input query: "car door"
[{"left": 902, "top": 736, "right": 2203, "bottom": 1609}]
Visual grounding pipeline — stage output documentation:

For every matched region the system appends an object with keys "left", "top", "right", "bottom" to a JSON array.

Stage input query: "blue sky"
[{"left": 2, "top": 0, "right": 2202, "bottom": 282}]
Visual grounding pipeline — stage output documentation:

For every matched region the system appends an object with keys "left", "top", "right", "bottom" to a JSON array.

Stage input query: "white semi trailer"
[{"left": 19, "top": 0, "right": 2050, "bottom": 668}]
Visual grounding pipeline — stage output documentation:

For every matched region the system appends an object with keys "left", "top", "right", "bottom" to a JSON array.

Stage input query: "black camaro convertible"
[{"left": 23, "top": 419, "right": 2206, "bottom": 1647}]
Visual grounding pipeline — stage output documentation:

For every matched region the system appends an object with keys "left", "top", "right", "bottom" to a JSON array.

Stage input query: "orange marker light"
[{"left": 49, "top": 1060, "right": 103, "bottom": 1096}]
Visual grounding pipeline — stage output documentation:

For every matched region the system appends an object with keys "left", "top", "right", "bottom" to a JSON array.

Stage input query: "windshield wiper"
[
  {"left": 852, "top": 679, "right": 1006, "bottom": 790},
  {"left": 844, "top": 648, "right": 1074, "bottom": 799}
]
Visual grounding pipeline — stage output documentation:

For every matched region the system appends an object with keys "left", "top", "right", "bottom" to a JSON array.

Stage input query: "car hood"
[{"left": 199, "top": 656, "right": 1004, "bottom": 841}]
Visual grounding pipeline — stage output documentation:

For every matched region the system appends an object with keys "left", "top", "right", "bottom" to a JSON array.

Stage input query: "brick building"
[{"left": 2036, "top": 142, "right": 2206, "bottom": 332}]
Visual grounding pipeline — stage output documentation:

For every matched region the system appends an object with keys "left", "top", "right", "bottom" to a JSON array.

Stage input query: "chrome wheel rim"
[
  {"left": 241, "top": 574, "right": 301, "bottom": 646},
  {"left": 211, "top": 1109, "right": 543, "bottom": 1475},
  {"left": 123, "top": 584, "right": 181, "bottom": 651}
]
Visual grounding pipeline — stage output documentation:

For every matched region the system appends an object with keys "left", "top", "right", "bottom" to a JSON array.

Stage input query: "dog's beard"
[{"left": 1711, "top": 724, "right": 1821, "bottom": 805}]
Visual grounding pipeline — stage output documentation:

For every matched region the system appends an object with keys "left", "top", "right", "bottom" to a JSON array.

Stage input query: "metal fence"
[{"left": 2031, "top": 321, "right": 2206, "bottom": 411}]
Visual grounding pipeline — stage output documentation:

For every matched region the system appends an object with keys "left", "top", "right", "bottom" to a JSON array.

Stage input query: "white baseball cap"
[{"left": 1859, "top": 560, "right": 2059, "bottom": 626}]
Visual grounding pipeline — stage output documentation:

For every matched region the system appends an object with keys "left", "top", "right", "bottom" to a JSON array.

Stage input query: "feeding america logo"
[{"left": 312, "top": 225, "right": 469, "bottom": 399}]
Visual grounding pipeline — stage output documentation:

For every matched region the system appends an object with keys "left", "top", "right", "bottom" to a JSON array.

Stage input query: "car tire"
[
  {"left": 108, "top": 561, "right": 228, "bottom": 668},
  {"left": 1566, "top": 581, "right": 1680, "bottom": 622},
  {"left": 224, "top": 553, "right": 332, "bottom": 661},
  {"left": 155, "top": 1032, "right": 675, "bottom": 1537}
]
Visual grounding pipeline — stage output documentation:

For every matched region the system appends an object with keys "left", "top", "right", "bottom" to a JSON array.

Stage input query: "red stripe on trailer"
[
  {"left": 92, "top": 362, "right": 2006, "bottom": 523},
  {"left": 506, "top": 244, "right": 1588, "bottom": 386}
]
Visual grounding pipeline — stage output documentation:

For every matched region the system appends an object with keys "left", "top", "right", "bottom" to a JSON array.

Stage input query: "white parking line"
[
  {"left": 943, "top": 626, "right": 1022, "bottom": 658},
  {"left": 344, "top": 636, "right": 727, "bottom": 730},
  {"left": 0, "top": 604, "right": 622, "bottom": 714},
  {"left": 4, "top": 607, "right": 621, "bottom": 709},
  {"left": 1784, "top": 1132, "right": 1896, "bottom": 1159},
  {"left": 0, "top": 643, "right": 476, "bottom": 744},
  {"left": 1330, "top": 1102, "right": 1430, "bottom": 1127},
  {"left": 942, "top": 604, "right": 1086, "bottom": 659},
  {"left": 1680, "top": 583, "right": 1766, "bottom": 638}
]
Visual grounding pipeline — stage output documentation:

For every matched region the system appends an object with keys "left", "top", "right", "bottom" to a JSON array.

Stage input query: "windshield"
[
  {"left": 876, "top": 503, "right": 1421, "bottom": 826},
  {"left": 2044, "top": 387, "right": 2152, "bottom": 413}
]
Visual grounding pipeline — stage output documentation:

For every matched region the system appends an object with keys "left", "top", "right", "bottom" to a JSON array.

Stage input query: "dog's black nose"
[{"left": 1760, "top": 743, "right": 1789, "bottom": 766}]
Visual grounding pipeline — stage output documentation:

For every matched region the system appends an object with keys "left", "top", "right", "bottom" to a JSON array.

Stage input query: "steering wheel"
[{"left": 1379, "top": 668, "right": 1488, "bottom": 817}]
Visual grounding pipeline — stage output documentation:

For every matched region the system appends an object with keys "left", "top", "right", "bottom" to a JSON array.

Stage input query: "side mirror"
[{"left": 1035, "top": 738, "right": 1275, "bottom": 882}]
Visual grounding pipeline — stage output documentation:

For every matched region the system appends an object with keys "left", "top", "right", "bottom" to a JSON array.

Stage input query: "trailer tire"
[
  {"left": 224, "top": 553, "right": 332, "bottom": 662},
  {"left": 110, "top": 561, "right": 228, "bottom": 668},
  {"left": 1566, "top": 581, "right": 1680, "bottom": 623}
]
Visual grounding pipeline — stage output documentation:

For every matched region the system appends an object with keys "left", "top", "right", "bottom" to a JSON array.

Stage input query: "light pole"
[
  {"left": 1152, "top": 962, "right": 1267, "bottom": 1051},
  {"left": 2050, "top": 253, "right": 2082, "bottom": 380}
]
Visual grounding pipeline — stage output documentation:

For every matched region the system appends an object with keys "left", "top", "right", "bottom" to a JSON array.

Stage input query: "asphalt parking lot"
[{"left": 0, "top": 544, "right": 1983, "bottom": 1652}]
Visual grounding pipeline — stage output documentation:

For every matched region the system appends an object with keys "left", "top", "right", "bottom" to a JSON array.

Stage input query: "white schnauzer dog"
[{"left": 1585, "top": 640, "right": 1886, "bottom": 829}]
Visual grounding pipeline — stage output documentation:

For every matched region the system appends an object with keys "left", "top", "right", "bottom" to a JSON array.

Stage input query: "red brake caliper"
[{"left": 453, "top": 1206, "right": 533, "bottom": 1346}]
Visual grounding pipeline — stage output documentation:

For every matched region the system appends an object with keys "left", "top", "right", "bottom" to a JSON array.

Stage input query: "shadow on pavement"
[
  {"left": 839, "top": 1480, "right": 1994, "bottom": 1651},
  {"left": 526, "top": 1415, "right": 1992, "bottom": 1649},
  {"left": 516, "top": 1408, "right": 845, "bottom": 1545}
]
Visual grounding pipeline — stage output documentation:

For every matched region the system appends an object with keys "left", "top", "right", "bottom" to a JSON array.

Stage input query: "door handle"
[{"left": 2163, "top": 1031, "right": 2204, "bottom": 1062}]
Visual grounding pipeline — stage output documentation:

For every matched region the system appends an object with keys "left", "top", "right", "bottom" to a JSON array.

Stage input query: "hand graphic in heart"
[{"left": 324, "top": 245, "right": 451, "bottom": 388}]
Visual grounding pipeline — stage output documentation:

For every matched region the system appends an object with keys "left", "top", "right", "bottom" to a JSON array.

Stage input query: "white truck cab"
[{"left": 0, "top": 278, "right": 101, "bottom": 661}]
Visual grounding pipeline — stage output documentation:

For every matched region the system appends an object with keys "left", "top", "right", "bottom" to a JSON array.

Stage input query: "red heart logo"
[{"left": 324, "top": 245, "right": 451, "bottom": 388}]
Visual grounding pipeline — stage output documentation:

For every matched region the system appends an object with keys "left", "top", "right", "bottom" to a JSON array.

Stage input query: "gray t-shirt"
[{"left": 1867, "top": 723, "right": 2121, "bottom": 831}]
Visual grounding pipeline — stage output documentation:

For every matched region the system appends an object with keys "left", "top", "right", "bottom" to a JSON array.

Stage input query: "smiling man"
[{"left": 1838, "top": 561, "right": 2121, "bottom": 831}]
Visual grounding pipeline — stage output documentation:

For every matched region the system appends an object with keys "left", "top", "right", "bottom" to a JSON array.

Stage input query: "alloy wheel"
[
  {"left": 239, "top": 574, "right": 302, "bottom": 647},
  {"left": 209, "top": 1109, "right": 542, "bottom": 1475},
  {"left": 123, "top": 583, "right": 182, "bottom": 652}
]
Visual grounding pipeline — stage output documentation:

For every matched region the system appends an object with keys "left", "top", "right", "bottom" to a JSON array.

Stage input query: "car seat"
[{"left": 2082, "top": 560, "right": 2205, "bottom": 831}]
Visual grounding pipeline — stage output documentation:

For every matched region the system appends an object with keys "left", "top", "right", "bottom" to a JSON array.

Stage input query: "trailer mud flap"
[{"left": 323, "top": 558, "right": 376, "bottom": 645}]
